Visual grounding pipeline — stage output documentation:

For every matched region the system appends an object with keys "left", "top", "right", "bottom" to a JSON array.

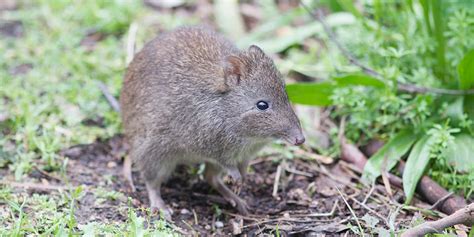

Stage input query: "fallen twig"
[
  {"left": 33, "top": 166, "right": 62, "bottom": 182},
  {"left": 126, "top": 22, "right": 138, "bottom": 65},
  {"left": 362, "top": 182, "right": 375, "bottom": 204},
  {"left": 401, "top": 203, "right": 474, "bottom": 237},
  {"left": 97, "top": 81, "right": 121, "bottom": 112},
  {"left": 350, "top": 196, "right": 390, "bottom": 227},
  {"left": 285, "top": 166, "right": 313, "bottom": 177},
  {"left": 336, "top": 186, "right": 365, "bottom": 235},
  {"left": 429, "top": 192, "right": 454, "bottom": 210},
  {"left": 241, "top": 200, "right": 339, "bottom": 229},
  {"left": 299, "top": 2, "right": 474, "bottom": 95},
  {"left": 0, "top": 180, "right": 68, "bottom": 191},
  {"left": 290, "top": 199, "right": 339, "bottom": 218},
  {"left": 272, "top": 164, "right": 283, "bottom": 199}
]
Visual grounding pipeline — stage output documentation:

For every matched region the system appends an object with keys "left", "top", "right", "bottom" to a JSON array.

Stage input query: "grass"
[{"left": 0, "top": 0, "right": 197, "bottom": 234}]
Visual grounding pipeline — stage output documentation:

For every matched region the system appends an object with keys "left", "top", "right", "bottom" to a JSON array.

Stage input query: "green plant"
[{"left": 280, "top": 0, "right": 474, "bottom": 201}]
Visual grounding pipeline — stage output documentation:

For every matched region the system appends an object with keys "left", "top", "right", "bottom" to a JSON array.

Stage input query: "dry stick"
[
  {"left": 362, "top": 181, "right": 376, "bottom": 205},
  {"left": 126, "top": 22, "right": 138, "bottom": 65},
  {"left": 290, "top": 199, "right": 339, "bottom": 217},
  {"left": 350, "top": 196, "right": 390, "bottom": 226},
  {"left": 97, "top": 81, "right": 121, "bottom": 113},
  {"left": 336, "top": 186, "right": 365, "bottom": 236},
  {"left": 0, "top": 180, "right": 74, "bottom": 192},
  {"left": 289, "top": 218, "right": 351, "bottom": 235},
  {"left": 272, "top": 164, "right": 283, "bottom": 198},
  {"left": 401, "top": 203, "right": 474, "bottom": 237},
  {"left": 285, "top": 166, "right": 313, "bottom": 177},
  {"left": 299, "top": 2, "right": 474, "bottom": 95},
  {"left": 241, "top": 200, "right": 340, "bottom": 229},
  {"left": 429, "top": 192, "right": 454, "bottom": 210},
  {"left": 33, "top": 166, "right": 62, "bottom": 181},
  {"left": 101, "top": 21, "right": 137, "bottom": 112},
  {"left": 380, "top": 154, "right": 393, "bottom": 198},
  {"left": 192, "top": 209, "right": 199, "bottom": 226}
]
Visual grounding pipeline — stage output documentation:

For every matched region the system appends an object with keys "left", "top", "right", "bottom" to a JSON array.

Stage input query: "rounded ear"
[
  {"left": 248, "top": 45, "right": 265, "bottom": 56},
  {"left": 216, "top": 55, "right": 245, "bottom": 93},
  {"left": 225, "top": 55, "right": 244, "bottom": 79}
]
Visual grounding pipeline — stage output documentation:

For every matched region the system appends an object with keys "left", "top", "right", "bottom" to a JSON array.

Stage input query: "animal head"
[{"left": 220, "top": 45, "right": 305, "bottom": 146}]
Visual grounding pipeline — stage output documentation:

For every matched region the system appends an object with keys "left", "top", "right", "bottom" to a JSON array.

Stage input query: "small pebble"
[
  {"left": 205, "top": 225, "right": 211, "bottom": 230},
  {"left": 180, "top": 208, "right": 190, "bottom": 215},
  {"left": 214, "top": 221, "right": 224, "bottom": 228},
  {"left": 107, "top": 161, "right": 117, "bottom": 168}
]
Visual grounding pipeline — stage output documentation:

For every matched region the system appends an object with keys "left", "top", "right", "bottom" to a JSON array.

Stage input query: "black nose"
[{"left": 295, "top": 136, "right": 305, "bottom": 146}]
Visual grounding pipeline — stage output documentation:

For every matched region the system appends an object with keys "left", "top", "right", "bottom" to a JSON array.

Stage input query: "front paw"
[{"left": 226, "top": 167, "right": 242, "bottom": 182}]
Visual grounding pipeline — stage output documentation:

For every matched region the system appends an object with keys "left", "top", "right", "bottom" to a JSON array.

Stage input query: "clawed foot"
[
  {"left": 151, "top": 205, "right": 174, "bottom": 221},
  {"left": 206, "top": 163, "right": 252, "bottom": 216},
  {"left": 225, "top": 195, "right": 250, "bottom": 216}
]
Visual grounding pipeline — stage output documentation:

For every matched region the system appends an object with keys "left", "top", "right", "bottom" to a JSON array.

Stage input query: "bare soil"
[{"left": 51, "top": 135, "right": 418, "bottom": 236}]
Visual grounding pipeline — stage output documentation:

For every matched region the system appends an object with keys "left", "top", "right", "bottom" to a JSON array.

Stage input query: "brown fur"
[{"left": 120, "top": 26, "right": 304, "bottom": 217}]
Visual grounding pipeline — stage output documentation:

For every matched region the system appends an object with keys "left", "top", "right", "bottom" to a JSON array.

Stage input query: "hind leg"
[
  {"left": 142, "top": 161, "right": 176, "bottom": 220},
  {"left": 130, "top": 139, "right": 176, "bottom": 219},
  {"left": 204, "top": 162, "right": 250, "bottom": 215}
]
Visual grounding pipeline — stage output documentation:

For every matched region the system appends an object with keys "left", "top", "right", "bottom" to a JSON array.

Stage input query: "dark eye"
[{"left": 256, "top": 101, "right": 269, "bottom": 110}]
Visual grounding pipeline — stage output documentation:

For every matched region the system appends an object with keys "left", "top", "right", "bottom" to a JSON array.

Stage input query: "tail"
[{"left": 123, "top": 154, "right": 136, "bottom": 192}]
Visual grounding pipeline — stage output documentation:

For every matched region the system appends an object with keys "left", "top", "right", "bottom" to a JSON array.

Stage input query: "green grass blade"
[
  {"left": 457, "top": 49, "right": 474, "bottom": 90},
  {"left": 363, "top": 130, "right": 418, "bottom": 183},
  {"left": 403, "top": 135, "right": 432, "bottom": 204},
  {"left": 431, "top": 0, "right": 447, "bottom": 81}
]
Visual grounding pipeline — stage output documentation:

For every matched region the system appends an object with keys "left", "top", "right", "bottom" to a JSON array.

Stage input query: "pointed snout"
[
  {"left": 285, "top": 128, "right": 305, "bottom": 146},
  {"left": 294, "top": 135, "right": 305, "bottom": 146}
]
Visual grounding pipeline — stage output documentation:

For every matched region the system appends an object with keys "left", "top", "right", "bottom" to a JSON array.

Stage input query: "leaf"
[
  {"left": 287, "top": 74, "right": 386, "bottom": 106},
  {"left": 361, "top": 214, "right": 379, "bottom": 228},
  {"left": 465, "top": 95, "right": 474, "bottom": 121},
  {"left": 457, "top": 49, "right": 474, "bottom": 90},
  {"left": 289, "top": 63, "right": 327, "bottom": 78},
  {"left": 286, "top": 82, "right": 336, "bottom": 106},
  {"left": 403, "top": 135, "right": 433, "bottom": 204},
  {"left": 445, "top": 97, "right": 464, "bottom": 120},
  {"left": 237, "top": 8, "right": 304, "bottom": 48},
  {"left": 363, "top": 130, "right": 418, "bottom": 182},
  {"left": 336, "top": 0, "right": 362, "bottom": 18},
  {"left": 332, "top": 74, "right": 386, "bottom": 88},
  {"left": 444, "top": 134, "right": 474, "bottom": 173},
  {"left": 214, "top": 0, "right": 245, "bottom": 40},
  {"left": 255, "top": 12, "right": 356, "bottom": 53},
  {"left": 257, "top": 24, "right": 322, "bottom": 53}
]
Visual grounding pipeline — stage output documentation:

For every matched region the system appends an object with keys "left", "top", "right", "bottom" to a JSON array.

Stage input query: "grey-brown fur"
[{"left": 120, "top": 26, "right": 304, "bottom": 218}]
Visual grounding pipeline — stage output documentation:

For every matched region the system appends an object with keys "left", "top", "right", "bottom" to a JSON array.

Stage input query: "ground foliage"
[{"left": 0, "top": 0, "right": 473, "bottom": 236}]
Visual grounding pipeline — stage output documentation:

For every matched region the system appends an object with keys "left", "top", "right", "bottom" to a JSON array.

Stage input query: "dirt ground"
[{"left": 52, "top": 135, "right": 419, "bottom": 235}]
